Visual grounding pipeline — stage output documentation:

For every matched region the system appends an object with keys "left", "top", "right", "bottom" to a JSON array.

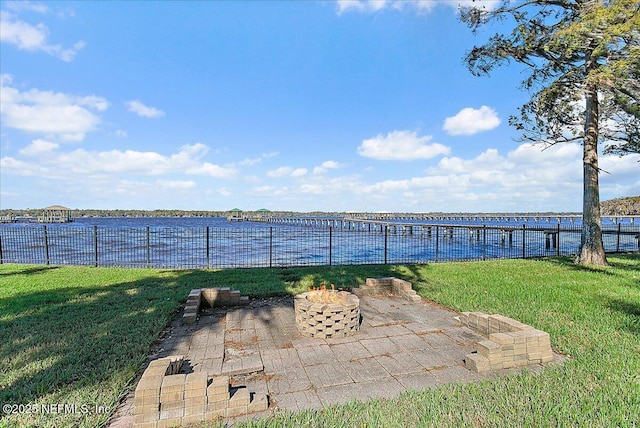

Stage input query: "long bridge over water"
[
  {"left": 243, "top": 213, "right": 640, "bottom": 251},
  {"left": 244, "top": 213, "right": 638, "bottom": 229}
]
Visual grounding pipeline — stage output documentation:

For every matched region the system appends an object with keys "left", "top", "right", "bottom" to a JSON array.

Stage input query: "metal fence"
[{"left": 0, "top": 224, "right": 638, "bottom": 268}]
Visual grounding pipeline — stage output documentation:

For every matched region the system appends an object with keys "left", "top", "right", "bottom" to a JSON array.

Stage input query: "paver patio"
[{"left": 109, "top": 294, "right": 554, "bottom": 427}]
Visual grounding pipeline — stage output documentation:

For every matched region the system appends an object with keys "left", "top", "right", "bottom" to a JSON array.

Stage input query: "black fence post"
[
  {"left": 94, "top": 225, "right": 98, "bottom": 267},
  {"left": 146, "top": 226, "right": 150, "bottom": 268},
  {"left": 206, "top": 226, "right": 210, "bottom": 269},
  {"left": 269, "top": 227, "right": 273, "bottom": 268},
  {"left": 329, "top": 226, "right": 333, "bottom": 266},
  {"left": 0, "top": 234, "right": 3, "bottom": 264},
  {"left": 384, "top": 225, "right": 388, "bottom": 264},
  {"left": 616, "top": 223, "right": 621, "bottom": 253},
  {"left": 44, "top": 225, "right": 50, "bottom": 265},
  {"left": 522, "top": 224, "right": 526, "bottom": 259},
  {"left": 482, "top": 225, "right": 487, "bottom": 261},
  {"left": 557, "top": 223, "right": 561, "bottom": 256},
  {"left": 435, "top": 226, "right": 440, "bottom": 262}
]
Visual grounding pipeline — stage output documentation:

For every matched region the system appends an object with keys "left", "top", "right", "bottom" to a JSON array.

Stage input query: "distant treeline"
[
  {"left": 0, "top": 209, "right": 270, "bottom": 218},
  {"left": 601, "top": 196, "right": 640, "bottom": 215},
  {"left": 1, "top": 196, "right": 638, "bottom": 218}
]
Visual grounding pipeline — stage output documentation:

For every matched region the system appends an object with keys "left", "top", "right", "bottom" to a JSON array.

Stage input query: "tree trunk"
[{"left": 578, "top": 83, "right": 607, "bottom": 266}]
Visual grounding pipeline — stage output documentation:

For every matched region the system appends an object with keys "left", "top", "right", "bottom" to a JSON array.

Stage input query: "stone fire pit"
[{"left": 294, "top": 290, "right": 360, "bottom": 339}]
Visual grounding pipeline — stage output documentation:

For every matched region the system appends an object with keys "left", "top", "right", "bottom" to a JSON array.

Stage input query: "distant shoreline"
[
  {"left": 0, "top": 195, "right": 637, "bottom": 217},
  {"left": 0, "top": 209, "right": 585, "bottom": 218}
]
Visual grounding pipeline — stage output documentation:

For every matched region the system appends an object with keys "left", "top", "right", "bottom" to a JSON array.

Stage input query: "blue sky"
[{"left": 1, "top": 0, "right": 638, "bottom": 212}]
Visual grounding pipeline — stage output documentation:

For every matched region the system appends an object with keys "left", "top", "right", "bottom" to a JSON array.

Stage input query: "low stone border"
[
  {"left": 133, "top": 356, "right": 268, "bottom": 428},
  {"left": 183, "top": 288, "right": 249, "bottom": 325},
  {"left": 352, "top": 277, "right": 421, "bottom": 303},
  {"left": 456, "top": 312, "right": 554, "bottom": 373}
]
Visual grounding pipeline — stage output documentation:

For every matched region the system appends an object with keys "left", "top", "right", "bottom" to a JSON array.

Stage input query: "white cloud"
[
  {"left": 321, "top": 160, "right": 340, "bottom": 169},
  {"left": 252, "top": 143, "right": 638, "bottom": 212},
  {"left": 0, "top": 77, "right": 108, "bottom": 141},
  {"left": 443, "top": 106, "right": 501, "bottom": 136},
  {"left": 266, "top": 166, "right": 308, "bottom": 178},
  {"left": 239, "top": 152, "right": 279, "bottom": 166},
  {"left": 18, "top": 139, "right": 59, "bottom": 156},
  {"left": 0, "top": 10, "right": 85, "bottom": 61},
  {"left": 291, "top": 168, "right": 308, "bottom": 177},
  {"left": 1, "top": 143, "right": 237, "bottom": 179},
  {"left": 267, "top": 166, "right": 293, "bottom": 178},
  {"left": 313, "top": 160, "right": 343, "bottom": 174},
  {"left": 5, "top": 1, "right": 50, "bottom": 14},
  {"left": 155, "top": 179, "right": 196, "bottom": 190},
  {"left": 126, "top": 100, "right": 165, "bottom": 118},
  {"left": 336, "top": 0, "right": 499, "bottom": 15},
  {"left": 357, "top": 130, "right": 450, "bottom": 160},
  {"left": 186, "top": 162, "right": 238, "bottom": 178},
  {"left": 0, "top": 156, "right": 50, "bottom": 176}
]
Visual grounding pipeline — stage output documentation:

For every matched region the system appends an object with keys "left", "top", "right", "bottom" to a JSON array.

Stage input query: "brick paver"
[{"left": 108, "top": 294, "right": 556, "bottom": 428}]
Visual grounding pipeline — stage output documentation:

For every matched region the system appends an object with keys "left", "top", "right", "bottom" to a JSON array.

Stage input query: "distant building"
[
  {"left": 39, "top": 205, "right": 74, "bottom": 223},
  {"left": 227, "top": 208, "right": 244, "bottom": 221}
]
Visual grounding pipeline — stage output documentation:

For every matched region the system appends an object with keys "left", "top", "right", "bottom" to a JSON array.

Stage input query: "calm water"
[{"left": 0, "top": 216, "right": 637, "bottom": 268}]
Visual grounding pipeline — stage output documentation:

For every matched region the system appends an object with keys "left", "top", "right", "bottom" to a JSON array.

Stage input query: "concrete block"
[
  {"left": 248, "top": 393, "right": 269, "bottom": 413},
  {"left": 185, "top": 372, "right": 208, "bottom": 390},
  {"left": 184, "top": 388, "right": 207, "bottom": 399},
  {"left": 159, "top": 391, "right": 182, "bottom": 403},
  {"left": 133, "top": 403, "right": 160, "bottom": 416},
  {"left": 465, "top": 353, "right": 490, "bottom": 373},
  {"left": 207, "top": 400, "right": 227, "bottom": 411},
  {"left": 477, "top": 340, "right": 501, "bottom": 357},
  {"left": 184, "top": 304, "right": 199, "bottom": 313},
  {"left": 490, "top": 333, "right": 515, "bottom": 345},
  {"left": 207, "top": 392, "right": 230, "bottom": 403},
  {"left": 183, "top": 395, "right": 207, "bottom": 407},
  {"left": 132, "top": 421, "right": 157, "bottom": 428},
  {"left": 182, "top": 313, "right": 197, "bottom": 325},
  {"left": 218, "top": 287, "right": 231, "bottom": 304},
  {"left": 159, "top": 407, "right": 183, "bottom": 420},
  {"left": 230, "top": 290, "right": 241, "bottom": 304},
  {"left": 134, "top": 412, "right": 160, "bottom": 423},
  {"left": 161, "top": 374, "right": 186, "bottom": 394},
  {"left": 229, "top": 387, "right": 250, "bottom": 407},
  {"left": 181, "top": 413, "right": 205, "bottom": 425},
  {"left": 147, "top": 358, "right": 172, "bottom": 370},
  {"left": 160, "top": 400, "right": 184, "bottom": 412},
  {"left": 227, "top": 405, "right": 249, "bottom": 417},
  {"left": 183, "top": 404, "right": 206, "bottom": 416},
  {"left": 135, "top": 377, "right": 163, "bottom": 398},
  {"left": 541, "top": 354, "right": 554, "bottom": 363},
  {"left": 157, "top": 417, "right": 182, "bottom": 428},
  {"left": 134, "top": 395, "right": 159, "bottom": 408},
  {"left": 205, "top": 409, "right": 227, "bottom": 419},
  {"left": 208, "top": 375, "right": 229, "bottom": 395}
]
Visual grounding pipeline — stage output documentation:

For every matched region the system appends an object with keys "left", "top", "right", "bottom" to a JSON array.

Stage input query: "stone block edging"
[
  {"left": 352, "top": 277, "right": 421, "bottom": 303},
  {"left": 456, "top": 312, "right": 554, "bottom": 373},
  {"left": 133, "top": 356, "right": 268, "bottom": 427},
  {"left": 183, "top": 288, "right": 249, "bottom": 325}
]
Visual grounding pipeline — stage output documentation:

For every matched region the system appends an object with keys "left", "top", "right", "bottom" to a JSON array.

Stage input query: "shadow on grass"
[
  {"left": 606, "top": 297, "right": 640, "bottom": 336},
  {"left": 0, "top": 265, "right": 59, "bottom": 277}
]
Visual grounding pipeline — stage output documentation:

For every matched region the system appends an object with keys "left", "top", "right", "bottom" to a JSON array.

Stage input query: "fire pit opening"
[{"left": 294, "top": 287, "right": 360, "bottom": 339}]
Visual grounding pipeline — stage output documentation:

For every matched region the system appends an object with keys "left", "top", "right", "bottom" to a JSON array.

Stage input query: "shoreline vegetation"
[
  {"left": 1, "top": 196, "right": 638, "bottom": 219},
  {"left": 1, "top": 256, "right": 639, "bottom": 427}
]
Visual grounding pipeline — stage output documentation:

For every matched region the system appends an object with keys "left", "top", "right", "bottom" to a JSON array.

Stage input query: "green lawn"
[{"left": 0, "top": 256, "right": 638, "bottom": 427}]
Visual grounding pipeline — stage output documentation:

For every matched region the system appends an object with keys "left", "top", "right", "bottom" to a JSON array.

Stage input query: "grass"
[{"left": 0, "top": 256, "right": 638, "bottom": 427}]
